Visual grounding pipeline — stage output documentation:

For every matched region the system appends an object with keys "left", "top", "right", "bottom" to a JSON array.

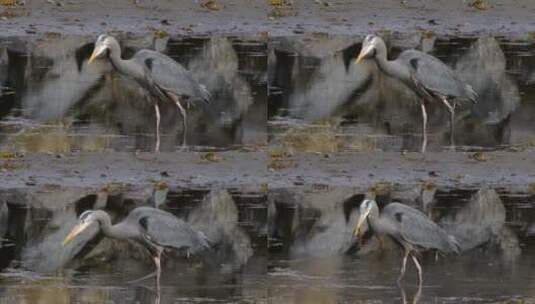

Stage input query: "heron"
[
  {"left": 63, "top": 207, "right": 211, "bottom": 288},
  {"left": 353, "top": 199, "right": 460, "bottom": 285},
  {"left": 356, "top": 35, "right": 477, "bottom": 152},
  {"left": 87, "top": 34, "right": 211, "bottom": 151}
]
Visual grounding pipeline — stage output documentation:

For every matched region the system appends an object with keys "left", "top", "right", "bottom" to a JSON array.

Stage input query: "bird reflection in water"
[{"left": 399, "top": 283, "right": 422, "bottom": 304}]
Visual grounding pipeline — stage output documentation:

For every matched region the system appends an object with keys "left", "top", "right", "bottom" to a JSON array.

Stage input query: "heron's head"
[
  {"left": 88, "top": 34, "right": 117, "bottom": 64},
  {"left": 353, "top": 199, "right": 377, "bottom": 239},
  {"left": 355, "top": 35, "right": 384, "bottom": 64},
  {"left": 62, "top": 210, "right": 100, "bottom": 246}
]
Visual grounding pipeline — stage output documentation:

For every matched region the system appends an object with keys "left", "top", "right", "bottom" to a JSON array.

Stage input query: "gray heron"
[
  {"left": 356, "top": 35, "right": 477, "bottom": 152},
  {"left": 353, "top": 199, "right": 460, "bottom": 285},
  {"left": 87, "top": 34, "right": 211, "bottom": 151},
  {"left": 63, "top": 207, "right": 211, "bottom": 288}
]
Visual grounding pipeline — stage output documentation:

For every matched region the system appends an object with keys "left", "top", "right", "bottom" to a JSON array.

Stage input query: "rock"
[
  {"left": 440, "top": 187, "right": 520, "bottom": 256},
  {"left": 188, "top": 189, "right": 253, "bottom": 269}
]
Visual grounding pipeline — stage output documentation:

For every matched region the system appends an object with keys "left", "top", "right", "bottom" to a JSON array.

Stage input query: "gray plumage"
[
  {"left": 354, "top": 199, "right": 459, "bottom": 285},
  {"left": 356, "top": 34, "right": 477, "bottom": 152},
  {"left": 88, "top": 34, "right": 211, "bottom": 150},
  {"left": 379, "top": 202, "right": 460, "bottom": 254},
  {"left": 396, "top": 50, "right": 477, "bottom": 103},
  {"left": 66, "top": 207, "right": 211, "bottom": 288},
  {"left": 129, "top": 207, "right": 210, "bottom": 254},
  {"left": 132, "top": 50, "right": 211, "bottom": 103}
]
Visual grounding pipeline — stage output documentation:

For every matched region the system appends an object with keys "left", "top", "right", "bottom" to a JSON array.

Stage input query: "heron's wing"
[
  {"left": 130, "top": 207, "right": 210, "bottom": 254},
  {"left": 132, "top": 50, "right": 210, "bottom": 103},
  {"left": 397, "top": 50, "right": 476, "bottom": 102},
  {"left": 383, "top": 203, "right": 457, "bottom": 253}
]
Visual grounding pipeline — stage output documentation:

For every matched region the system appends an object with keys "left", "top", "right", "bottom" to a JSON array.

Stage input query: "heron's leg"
[
  {"left": 154, "top": 103, "right": 161, "bottom": 152},
  {"left": 412, "top": 280, "right": 423, "bottom": 304},
  {"left": 171, "top": 96, "right": 187, "bottom": 147},
  {"left": 410, "top": 254, "right": 423, "bottom": 287},
  {"left": 399, "top": 283, "right": 408, "bottom": 304},
  {"left": 154, "top": 249, "right": 162, "bottom": 291},
  {"left": 440, "top": 96, "right": 455, "bottom": 148},
  {"left": 398, "top": 248, "right": 410, "bottom": 284},
  {"left": 420, "top": 102, "right": 428, "bottom": 153}
]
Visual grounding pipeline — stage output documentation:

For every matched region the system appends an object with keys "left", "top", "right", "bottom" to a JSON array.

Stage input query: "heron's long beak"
[
  {"left": 355, "top": 44, "right": 374, "bottom": 64},
  {"left": 63, "top": 221, "right": 91, "bottom": 246},
  {"left": 353, "top": 208, "right": 371, "bottom": 239},
  {"left": 87, "top": 45, "right": 106, "bottom": 64}
]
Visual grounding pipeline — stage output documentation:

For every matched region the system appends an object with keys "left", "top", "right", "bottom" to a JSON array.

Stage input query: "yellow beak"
[
  {"left": 87, "top": 44, "right": 106, "bottom": 65},
  {"left": 87, "top": 51, "right": 98, "bottom": 64},
  {"left": 353, "top": 209, "right": 371, "bottom": 239},
  {"left": 62, "top": 221, "right": 91, "bottom": 246},
  {"left": 355, "top": 44, "right": 374, "bottom": 64},
  {"left": 355, "top": 53, "right": 365, "bottom": 64}
]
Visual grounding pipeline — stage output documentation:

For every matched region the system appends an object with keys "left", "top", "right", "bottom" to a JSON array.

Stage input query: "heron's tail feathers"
[
  {"left": 447, "top": 235, "right": 461, "bottom": 254},
  {"left": 197, "top": 231, "right": 214, "bottom": 251},
  {"left": 465, "top": 84, "right": 478, "bottom": 104},
  {"left": 198, "top": 84, "right": 211, "bottom": 104}
]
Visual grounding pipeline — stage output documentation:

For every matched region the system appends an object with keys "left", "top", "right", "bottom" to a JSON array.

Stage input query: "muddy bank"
[
  {"left": 0, "top": 0, "right": 534, "bottom": 38},
  {"left": 0, "top": 150, "right": 534, "bottom": 192},
  {"left": 0, "top": 151, "right": 267, "bottom": 191}
]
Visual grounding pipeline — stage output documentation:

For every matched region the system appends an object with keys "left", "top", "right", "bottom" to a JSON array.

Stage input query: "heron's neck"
[
  {"left": 366, "top": 207, "right": 381, "bottom": 233},
  {"left": 107, "top": 44, "right": 143, "bottom": 81},
  {"left": 374, "top": 54, "right": 410, "bottom": 83},
  {"left": 97, "top": 213, "right": 135, "bottom": 241}
]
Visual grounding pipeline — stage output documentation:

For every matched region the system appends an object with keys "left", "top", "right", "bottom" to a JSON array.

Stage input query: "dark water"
[
  {"left": 269, "top": 36, "right": 535, "bottom": 152},
  {"left": 0, "top": 35, "right": 267, "bottom": 152},
  {"left": 2, "top": 35, "right": 535, "bottom": 153},
  {"left": 0, "top": 186, "right": 533, "bottom": 303}
]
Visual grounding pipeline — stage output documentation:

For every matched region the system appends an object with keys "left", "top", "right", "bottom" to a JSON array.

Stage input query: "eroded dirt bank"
[
  {"left": 1, "top": 150, "right": 533, "bottom": 194},
  {"left": 0, "top": 0, "right": 534, "bottom": 38}
]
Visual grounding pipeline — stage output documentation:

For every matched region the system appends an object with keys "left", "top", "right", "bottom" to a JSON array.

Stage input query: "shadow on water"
[
  {"left": 0, "top": 35, "right": 267, "bottom": 152},
  {"left": 268, "top": 35, "right": 535, "bottom": 152}
]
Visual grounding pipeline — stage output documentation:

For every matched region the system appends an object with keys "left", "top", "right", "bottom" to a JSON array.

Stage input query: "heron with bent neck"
[
  {"left": 356, "top": 35, "right": 477, "bottom": 152},
  {"left": 87, "top": 34, "right": 211, "bottom": 151},
  {"left": 354, "top": 199, "right": 460, "bottom": 285},
  {"left": 63, "top": 207, "right": 211, "bottom": 289}
]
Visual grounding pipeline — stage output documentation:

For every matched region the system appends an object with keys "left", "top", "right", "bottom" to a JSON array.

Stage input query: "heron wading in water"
[
  {"left": 356, "top": 35, "right": 477, "bottom": 152},
  {"left": 87, "top": 34, "right": 211, "bottom": 151},
  {"left": 63, "top": 207, "right": 211, "bottom": 288},
  {"left": 353, "top": 199, "right": 460, "bottom": 285}
]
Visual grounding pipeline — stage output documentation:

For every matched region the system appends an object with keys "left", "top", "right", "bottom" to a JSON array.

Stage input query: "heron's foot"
[{"left": 127, "top": 271, "right": 157, "bottom": 284}]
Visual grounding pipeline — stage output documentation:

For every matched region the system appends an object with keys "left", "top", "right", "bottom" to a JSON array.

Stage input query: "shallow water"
[
  {"left": 0, "top": 186, "right": 532, "bottom": 303},
  {"left": 0, "top": 35, "right": 267, "bottom": 152},
  {"left": 2, "top": 250, "right": 535, "bottom": 303},
  {"left": 269, "top": 36, "right": 535, "bottom": 152},
  {"left": 1, "top": 33, "right": 535, "bottom": 303}
]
